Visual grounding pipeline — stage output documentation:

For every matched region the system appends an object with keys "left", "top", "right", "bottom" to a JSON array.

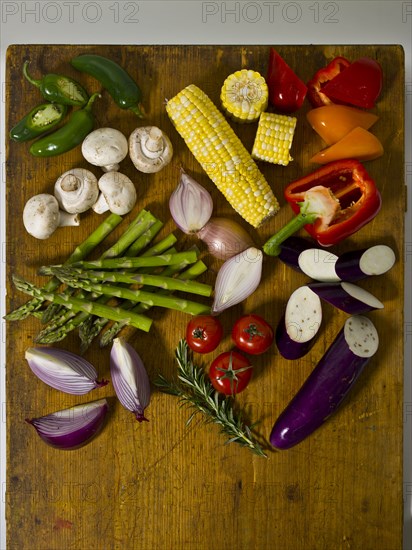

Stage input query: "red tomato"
[
  {"left": 186, "top": 315, "right": 223, "bottom": 354},
  {"left": 209, "top": 351, "right": 252, "bottom": 396},
  {"left": 232, "top": 314, "right": 274, "bottom": 355}
]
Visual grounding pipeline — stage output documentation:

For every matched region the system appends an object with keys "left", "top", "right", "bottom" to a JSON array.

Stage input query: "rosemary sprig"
[{"left": 155, "top": 339, "right": 267, "bottom": 458}]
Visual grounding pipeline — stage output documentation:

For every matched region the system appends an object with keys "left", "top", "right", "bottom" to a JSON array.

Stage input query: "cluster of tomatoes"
[{"left": 185, "top": 314, "right": 274, "bottom": 396}]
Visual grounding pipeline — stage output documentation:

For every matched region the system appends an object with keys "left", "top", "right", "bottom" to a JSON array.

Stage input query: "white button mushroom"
[
  {"left": 54, "top": 168, "right": 99, "bottom": 214},
  {"left": 81, "top": 128, "right": 129, "bottom": 172},
  {"left": 23, "top": 194, "right": 80, "bottom": 240},
  {"left": 129, "top": 126, "right": 173, "bottom": 173},
  {"left": 92, "top": 172, "right": 137, "bottom": 216}
]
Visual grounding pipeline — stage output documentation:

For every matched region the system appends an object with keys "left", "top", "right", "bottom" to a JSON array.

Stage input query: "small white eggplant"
[{"left": 54, "top": 168, "right": 99, "bottom": 214}]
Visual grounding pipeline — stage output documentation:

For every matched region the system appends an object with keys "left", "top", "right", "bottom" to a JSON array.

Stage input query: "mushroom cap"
[
  {"left": 129, "top": 126, "right": 173, "bottom": 174},
  {"left": 23, "top": 194, "right": 60, "bottom": 239},
  {"left": 54, "top": 168, "right": 99, "bottom": 213},
  {"left": 81, "top": 128, "right": 128, "bottom": 168},
  {"left": 97, "top": 172, "right": 137, "bottom": 215}
]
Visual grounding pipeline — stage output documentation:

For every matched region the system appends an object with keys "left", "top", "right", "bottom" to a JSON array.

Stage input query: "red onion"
[
  {"left": 212, "top": 247, "right": 263, "bottom": 314},
  {"left": 169, "top": 168, "right": 213, "bottom": 233},
  {"left": 110, "top": 337, "right": 151, "bottom": 422},
  {"left": 25, "top": 347, "right": 108, "bottom": 395},
  {"left": 26, "top": 399, "right": 109, "bottom": 450},
  {"left": 197, "top": 217, "right": 255, "bottom": 260}
]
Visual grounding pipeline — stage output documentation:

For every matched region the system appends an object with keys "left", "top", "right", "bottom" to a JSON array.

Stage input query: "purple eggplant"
[
  {"left": 307, "top": 281, "right": 383, "bottom": 314},
  {"left": 276, "top": 286, "right": 322, "bottom": 360},
  {"left": 278, "top": 236, "right": 317, "bottom": 273},
  {"left": 334, "top": 244, "right": 396, "bottom": 282},
  {"left": 297, "top": 248, "right": 340, "bottom": 282},
  {"left": 270, "top": 315, "right": 379, "bottom": 450}
]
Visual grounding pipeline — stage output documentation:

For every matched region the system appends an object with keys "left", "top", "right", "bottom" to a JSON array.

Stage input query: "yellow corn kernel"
[
  {"left": 252, "top": 112, "right": 297, "bottom": 166},
  {"left": 220, "top": 69, "right": 269, "bottom": 123},
  {"left": 166, "top": 84, "right": 279, "bottom": 228}
]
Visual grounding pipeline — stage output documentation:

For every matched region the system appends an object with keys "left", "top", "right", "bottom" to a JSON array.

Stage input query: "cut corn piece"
[
  {"left": 252, "top": 112, "right": 297, "bottom": 166},
  {"left": 220, "top": 69, "right": 269, "bottom": 123},
  {"left": 166, "top": 84, "right": 279, "bottom": 228}
]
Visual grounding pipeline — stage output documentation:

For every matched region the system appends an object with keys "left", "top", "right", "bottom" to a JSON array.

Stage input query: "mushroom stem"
[
  {"left": 92, "top": 193, "right": 110, "bottom": 214},
  {"left": 142, "top": 127, "right": 164, "bottom": 159},
  {"left": 101, "top": 163, "right": 120, "bottom": 173},
  {"left": 58, "top": 211, "right": 80, "bottom": 227},
  {"left": 60, "top": 174, "right": 81, "bottom": 192}
]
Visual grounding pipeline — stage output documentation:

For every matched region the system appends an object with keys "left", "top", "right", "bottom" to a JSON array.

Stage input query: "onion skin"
[
  {"left": 197, "top": 217, "right": 254, "bottom": 260},
  {"left": 26, "top": 399, "right": 109, "bottom": 450}
]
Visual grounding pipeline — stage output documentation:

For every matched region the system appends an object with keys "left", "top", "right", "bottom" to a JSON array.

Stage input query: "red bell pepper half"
[
  {"left": 307, "top": 56, "right": 351, "bottom": 108},
  {"left": 266, "top": 48, "right": 307, "bottom": 113},
  {"left": 322, "top": 57, "right": 383, "bottom": 109},
  {"left": 263, "top": 159, "right": 382, "bottom": 254}
]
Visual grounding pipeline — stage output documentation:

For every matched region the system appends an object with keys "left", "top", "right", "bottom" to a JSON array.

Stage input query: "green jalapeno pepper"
[
  {"left": 71, "top": 54, "right": 144, "bottom": 117},
  {"left": 29, "top": 92, "right": 100, "bottom": 157},
  {"left": 23, "top": 60, "right": 89, "bottom": 107},
  {"left": 10, "top": 102, "right": 67, "bottom": 142}
]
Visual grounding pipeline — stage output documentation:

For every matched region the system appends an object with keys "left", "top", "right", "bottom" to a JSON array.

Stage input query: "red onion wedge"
[
  {"left": 270, "top": 315, "right": 379, "bottom": 450},
  {"left": 307, "top": 281, "right": 384, "bottom": 314},
  {"left": 110, "top": 337, "right": 151, "bottom": 422},
  {"left": 334, "top": 244, "right": 396, "bottom": 282},
  {"left": 197, "top": 217, "right": 254, "bottom": 261},
  {"left": 25, "top": 347, "right": 108, "bottom": 395},
  {"left": 212, "top": 247, "right": 263, "bottom": 315},
  {"left": 276, "top": 286, "right": 322, "bottom": 360},
  {"left": 26, "top": 399, "right": 109, "bottom": 450}
]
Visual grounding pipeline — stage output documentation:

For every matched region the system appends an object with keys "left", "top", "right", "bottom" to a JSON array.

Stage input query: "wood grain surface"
[{"left": 5, "top": 44, "right": 405, "bottom": 550}]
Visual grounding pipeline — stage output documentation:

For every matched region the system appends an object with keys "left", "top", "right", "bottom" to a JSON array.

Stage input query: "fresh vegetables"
[
  {"left": 209, "top": 350, "right": 253, "bottom": 396},
  {"left": 54, "top": 168, "right": 99, "bottom": 214},
  {"left": 110, "top": 337, "right": 151, "bottom": 422},
  {"left": 71, "top": 53, "right": 145, "bottom": 117},
  {"left": 23, "top": 60, "right": 90, "bottom": 106},
  {"left": 306, "top": 105, "right": 379, "bottom": 146},
  {"left": 220, "top": 69, "right": 268, "bottom": 122},
  {"left": 306, "top": 56, "right": 351, "bottom": 107},
  {"left": 29, "top": 92, "right": 100, "bottom": 157},
  {"left": 270, "top": 315, "right": 379, "bottom": 449},
  {"left": 296, "top": 247, "right": 340, "bottom": 282},
  {"left": 92, "top": 171, "right": 137, "bottom": 215},
  {"left": 26, "top": 399, "right": 109, "bottom": 450},
  {"left": 10, "top": 102, "right": 67, "bottom": 142},
  {"left": 310, "top": 126, "right": 384, "bottom": 164},
  {"left": 265, "top": 159, "right": 382, "bottom": 251},
  {"left": 334, "top": 245, "right": 396, "bottom": 282},
  {"left": 266, "top": 47, "right": 307, "bottom": 113},
  {"left": 322, "top": 57, "right": 383, "bottom": 109},
  {"left": 276, "top": 286, "right": 322, "bottom": 360},
  {"left": 166, "top": 84, "right": 279, "bottom": 228},
  {"left": 81, "top": 128, "right": 128, "bottom": 171},
  {"left": 251, "top": 112, "right": 297, "bottom": 166},
  {"left": 23, "top": 194, "right": 80, "bottom": 240},
  {"left": 307, "top": 281, "right": 384, "bottom": 314},
  {"left": 156, "top": 340, "right": 266, "bottom": 456},
  {"left": 25, "top": 346, "right": 108, "bottom": 394},
  {"left": 231, "top": 314, "right": 274, "bottom": 355},
  {"left": 186, "top": 315, "right": 223, "bottom": 354},
  {"left": 169, "top": 169, "right": 255, "bottom": 260},
  {"left": 212, "top": 247, "right": 263, "bottom": 315},
  {"left": 129, "top": 126, "right": 173, "bottom": 173}
]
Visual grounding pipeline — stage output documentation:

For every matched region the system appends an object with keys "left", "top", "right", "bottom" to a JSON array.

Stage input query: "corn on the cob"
[
  {"left": 252, "top": 112, "right": 297, "bottom": 166},
  {"left": 166, "top": 84, "right": 279, "bottom": 228},
  {"left": 220, "top": 69, "right": 268, "bottom": 123}
]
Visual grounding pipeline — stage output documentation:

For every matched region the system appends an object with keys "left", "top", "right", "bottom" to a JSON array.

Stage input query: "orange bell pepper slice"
[
  {"left": 307, "top": 105, "right": 379, "bottom": 145},
  {"left": 310, "top": 126, "right": 384, "bottom": 164}
]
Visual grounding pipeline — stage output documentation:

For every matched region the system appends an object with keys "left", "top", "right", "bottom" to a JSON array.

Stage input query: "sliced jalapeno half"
[
  {"left": 23, "top": 60, "right": 89, "bottom": 107},
  {"left": 71, "top": 53, "right": 144, "bottom": 117},
  {"left": 10, "top": 102, "right": 68, "bottom": 142},
  {"left": 29, "top": 92, "right": 100, "bottom": 157}
]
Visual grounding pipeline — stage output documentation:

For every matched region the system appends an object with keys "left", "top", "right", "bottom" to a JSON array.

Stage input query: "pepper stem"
[
  {"left": 129, "top": 103, "right": 145, "bottom": 118},
  {"left": 263, "top": 209, "right": 317, "bottom": 256},
  {"left": 84, "top": 92, "right": 101, "bottom": 111},
  {"left": 23, "top": 61, "right": 42, "bottom": 88}
]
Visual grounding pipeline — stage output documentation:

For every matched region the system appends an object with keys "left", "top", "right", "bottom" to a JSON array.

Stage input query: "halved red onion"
[
  {"left": 26, "top": 399, "right": 108, "bottom": 450},
  {"left": 169, "top": 168, "right": 213, "bottom": 233},
  {"left": 197, "top": 217, "right": 255, "bottom": 260},
  {"left": 25, "top": 347, "right": 108, "bottom": 395},
  {"left": 110, "top": 337, "right": 151, "bottom": 422},
  {"left": 212, "top": 247, "right": 263, "bottom": 315}
]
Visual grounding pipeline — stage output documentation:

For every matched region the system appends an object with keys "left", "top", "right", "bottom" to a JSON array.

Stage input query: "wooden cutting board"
[{"left": 5, "top": 44, "right": 405, "bottom": 550}]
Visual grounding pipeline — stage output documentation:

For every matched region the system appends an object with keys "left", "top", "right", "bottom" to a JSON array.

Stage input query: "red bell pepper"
[
  {"left": 263, "top": 159, "right": 382, "bottom": 254},
  {"left": 266, "top": 48, "right": 307, "bottom": 113},
  {"left": 322, "top": 57, "right": 383, "bottom": 109},
  {"left": 307, "top": 56, "right": 351, "bottom": 108}
]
